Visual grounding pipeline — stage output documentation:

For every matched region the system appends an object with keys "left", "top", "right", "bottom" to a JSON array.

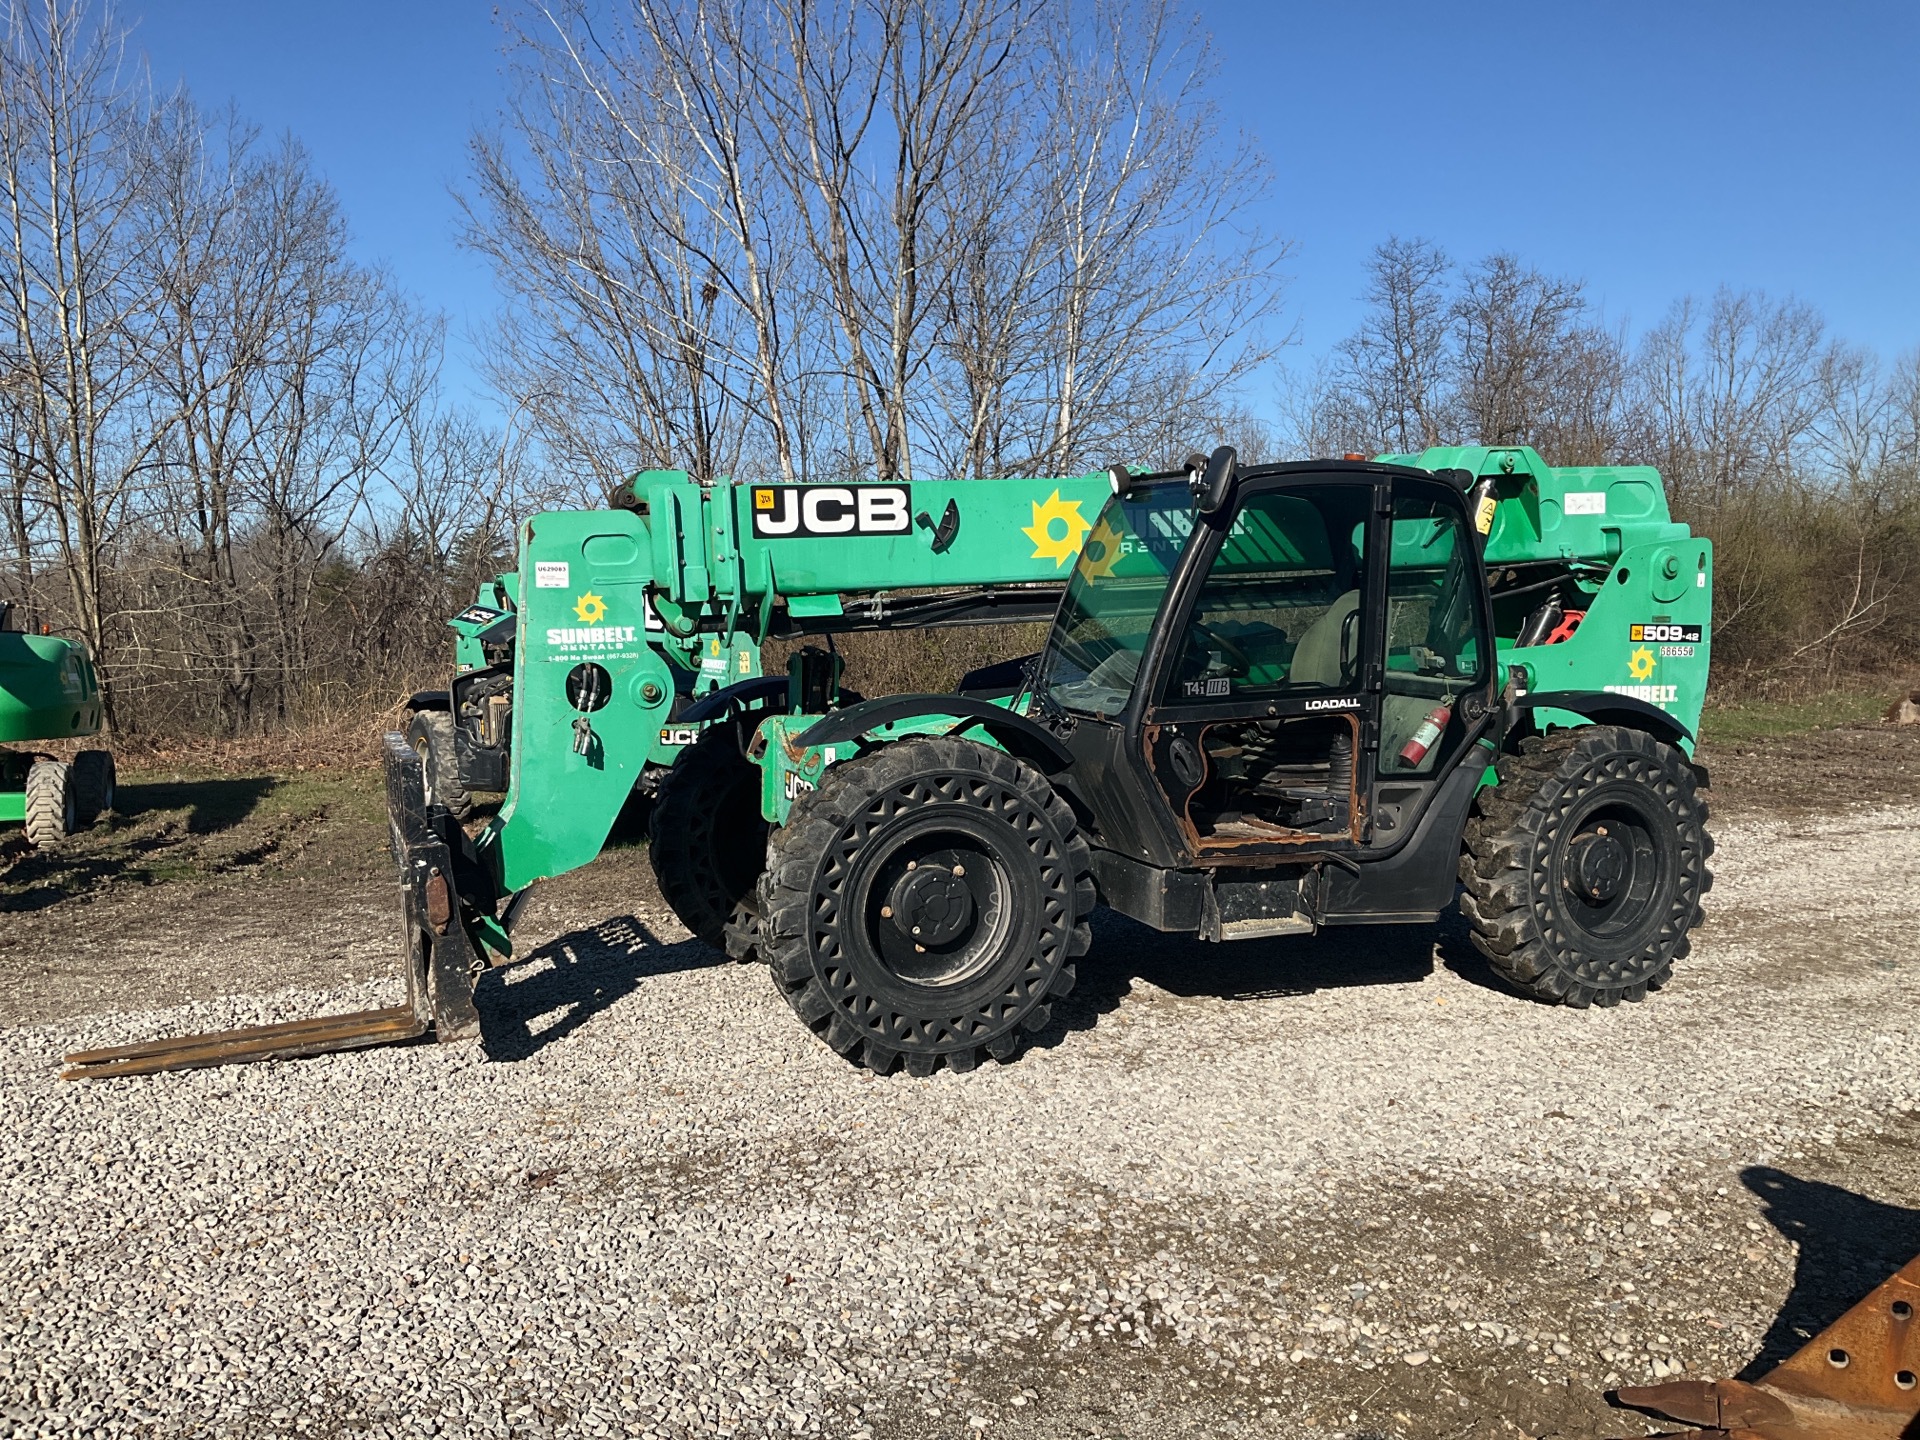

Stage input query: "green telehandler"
[
  {"left": 0, "top": 602, "right": 114, "bottom": 851},
  {"left": 66, "top": 445, "right": 1714, "bottom": 1079}
]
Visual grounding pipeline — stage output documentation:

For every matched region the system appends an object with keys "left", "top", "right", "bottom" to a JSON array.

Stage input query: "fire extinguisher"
[{"left": 1399, "top": 703, "right": 1451, "bottom": 767}]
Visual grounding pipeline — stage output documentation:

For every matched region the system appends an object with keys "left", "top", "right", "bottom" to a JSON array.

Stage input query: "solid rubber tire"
[
  {"left": 72, "top": 749, "right": 114, "bottom": 826},
  {"left": 406, "top": 711, "right": 474, "bottom": 821},
  {"left": 649, "top": 720, "right": 768, "bottom": 958},
  {"left": 1458, "top": 726, "right": 1713, "bottom": 1008},
  {"left": 24, "top": 759, "right": 76, "bottom": 848},
  {"left": 759, "top": 736, "right": 1094, "bottom": 1075}
]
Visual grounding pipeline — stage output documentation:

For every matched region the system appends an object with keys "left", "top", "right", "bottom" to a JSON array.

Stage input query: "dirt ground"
[{"left": 2, "top": 721, "right": 1916, "bottom": 1440}]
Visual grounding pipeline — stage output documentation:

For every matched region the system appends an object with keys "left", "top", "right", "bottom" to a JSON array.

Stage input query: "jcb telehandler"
[{"left": 65, "top": 445, "right": 1714, "bottom": 1079}]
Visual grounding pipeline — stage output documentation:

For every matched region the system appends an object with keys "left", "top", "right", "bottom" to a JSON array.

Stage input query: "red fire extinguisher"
[{"left": 1399, "top": 704, "right": 1451, "bottom": 767}]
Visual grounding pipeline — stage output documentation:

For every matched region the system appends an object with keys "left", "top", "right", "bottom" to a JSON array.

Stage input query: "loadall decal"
[{"left": 750, "top": 484, "right": 912, "bottom": 538}]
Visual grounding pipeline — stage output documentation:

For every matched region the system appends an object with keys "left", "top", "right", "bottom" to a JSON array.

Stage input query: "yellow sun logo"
[
  {"left": 573, "top": 591, "right": 608, "bottom": 624},
  {"left": 1628, "top": 645, "right": 1656, "bottom": 681},
  {"left": 1076, "top": 517, "right": 1124, "bottom": 583},
  {"left": 1023, "top": 490, "right": 1091, "bottom": 568}
]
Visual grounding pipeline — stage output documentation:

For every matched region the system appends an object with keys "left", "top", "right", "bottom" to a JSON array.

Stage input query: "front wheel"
[
  {"left": 759, "top": 736, "right": 1094, "bottom": 1075},
  {"left": 1458, "top": 726, "right": 1712, "bottom": 1007},
  {"left": 72, "top": 749, "right": 115, "bottom": 827},
  {"left": 24, "top": 759, "right": 76, "bottom": 849}
]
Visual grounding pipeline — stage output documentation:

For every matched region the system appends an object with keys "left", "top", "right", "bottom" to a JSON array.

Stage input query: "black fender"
[
  {"left": 795, "top": 693, "right": 1073, "bottom": 773},
  {"left": 677, "top": 675, "right": 789, "bottom": 723},
  {"left": 406, "top": 689, "right": 450, "bottom": 712},
  {"left": 1512, "top": 689, "right": 1692, "bottom": 749}
]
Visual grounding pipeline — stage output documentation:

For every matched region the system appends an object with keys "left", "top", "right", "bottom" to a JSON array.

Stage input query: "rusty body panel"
[
  {"left": 1608, "top": 1253, "right": 1920, "bottom": 1439},
  {"left": 61, "top": 735, "right": 485, "bottom": 1081}
]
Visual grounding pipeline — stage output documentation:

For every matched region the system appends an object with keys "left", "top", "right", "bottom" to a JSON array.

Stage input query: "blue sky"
[{"left": 134, "top": 0, "right": 1919, "bottom": 422}]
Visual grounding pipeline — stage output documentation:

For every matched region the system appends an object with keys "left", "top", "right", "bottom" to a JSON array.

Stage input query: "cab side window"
[{"left": 1379, "top": 490, "right": 1488, "bottom": 773}]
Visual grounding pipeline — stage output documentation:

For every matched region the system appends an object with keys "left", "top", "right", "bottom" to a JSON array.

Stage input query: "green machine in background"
[{"left": 0, "top": 604, "right": 114, "bottom": 848}]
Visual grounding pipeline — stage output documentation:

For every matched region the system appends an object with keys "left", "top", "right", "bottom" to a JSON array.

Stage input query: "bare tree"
[{"left": 0, "top": 0, "right": 153, "bottom": 722}]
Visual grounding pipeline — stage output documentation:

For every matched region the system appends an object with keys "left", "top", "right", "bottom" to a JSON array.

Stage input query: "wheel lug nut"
[
  {"left": 951, "top": 865, "right": 964, "bottom": 877},
  {"left": 906, "top": 860, "right": 917, "bottom": 871},
  {"left": 912, "top": 926, "right": 921, "bottom": 935},
  {"left": 914, "top": 944, "right": 925, "bottom": 953},
  {"left": 880, "top": 905, "right": 892, "bottom": 919}
]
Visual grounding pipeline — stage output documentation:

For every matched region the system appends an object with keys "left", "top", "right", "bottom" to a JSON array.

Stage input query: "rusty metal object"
[
  {"left": 61, "top": 1006, "right": 426, "bottom": 1080},
  {"left": 60, "top": 734, "right": 486, "bottom": 1081},
  {"left": 1609, "top": 1252, "right": 1920, "bottom": 1438}
]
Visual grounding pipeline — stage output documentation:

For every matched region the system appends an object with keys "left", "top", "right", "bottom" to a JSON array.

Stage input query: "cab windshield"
[{"left": 1035, "top": 482, "right": 1194, "bottom": 717}]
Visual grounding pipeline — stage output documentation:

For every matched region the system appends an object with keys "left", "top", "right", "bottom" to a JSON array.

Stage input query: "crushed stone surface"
[{"left": 1, "top": 804, "right": 1916, "bottom": 1439}]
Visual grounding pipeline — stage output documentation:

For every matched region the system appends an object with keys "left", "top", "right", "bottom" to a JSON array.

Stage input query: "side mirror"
[{"left": 1193, "top": 444, "right": 1238, "bottom": 517}]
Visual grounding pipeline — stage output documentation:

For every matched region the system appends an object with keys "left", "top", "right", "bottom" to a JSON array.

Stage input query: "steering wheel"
[{"left": 1192, "top": 620, "right": 1252, "bottom": 677}]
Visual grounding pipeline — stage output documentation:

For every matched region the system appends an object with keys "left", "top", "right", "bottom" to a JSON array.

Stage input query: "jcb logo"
[{"left": 751, "top": 485, "right": 912, "bottom": 538}]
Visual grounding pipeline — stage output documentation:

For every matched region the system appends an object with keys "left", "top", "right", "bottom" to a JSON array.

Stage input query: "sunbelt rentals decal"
[{"left": 545, "top": 590, "right": 643, "bottom": 661}]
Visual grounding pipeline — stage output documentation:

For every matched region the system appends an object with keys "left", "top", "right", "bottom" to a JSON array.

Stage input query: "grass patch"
[
  {"left": 0, "top": 766, "right": 390, "bottom": 910},
  {"left": 1699, "top": 689, "right": 1893, "bottom": 745}
]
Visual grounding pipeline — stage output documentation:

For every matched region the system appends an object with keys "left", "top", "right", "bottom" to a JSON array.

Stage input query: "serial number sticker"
[
  {"left": 750, "top": 484, "right": 912, "bottom": 539},
  {"left": 1658, "top": 645, "right": 1695, "bottom": 659},
  {"left": 534, "top": 561, "right": 569, "bottom": 588},
  {"left": 1630, "top": 623, "right": 1703, "bottom": 643},
  {"left": 1564, "top": 491, "right": 1607, "bottom": 515}
]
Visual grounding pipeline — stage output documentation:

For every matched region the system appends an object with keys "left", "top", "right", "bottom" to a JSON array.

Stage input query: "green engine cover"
[{"left": 0, "top": 632, "right": 102, "bottom": 742}]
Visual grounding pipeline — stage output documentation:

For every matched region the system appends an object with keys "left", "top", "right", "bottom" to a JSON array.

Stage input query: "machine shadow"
[
  {"left": 1736, "top": 1165, "right": 1920, "bottom": 1379},
  {"left": 1038, "top": 900, "right": 1516, "bottom": 1051},
  {"left": 476, "top": 914, "right": 725, "bottom": 1062},
  {"left": 120, "top": 776, "right": 280, "bottom": 834}
]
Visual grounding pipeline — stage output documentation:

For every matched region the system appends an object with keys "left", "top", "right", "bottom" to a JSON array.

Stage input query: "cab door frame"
[{"left": 1121, "top": 469, "right": 1393, "bottom": 866}]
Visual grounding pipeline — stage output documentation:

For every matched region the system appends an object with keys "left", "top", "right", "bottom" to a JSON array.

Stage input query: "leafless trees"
[
  {"left": 1289, "top": 237, "right": 1919, "bottom": 685},
  {"left": 465, "top": 0, "right": 1288, "bottom": 489},
  {"left": 0, "top": 0, "right": 504, "bottom": 735}
]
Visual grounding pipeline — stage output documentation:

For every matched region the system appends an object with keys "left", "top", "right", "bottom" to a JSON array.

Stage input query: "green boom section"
[{"left": 471, "top": 473, "right": 1114, "bottom": 899}]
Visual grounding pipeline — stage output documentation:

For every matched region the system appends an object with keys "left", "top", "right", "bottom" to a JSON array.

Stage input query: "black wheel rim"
[
  {"left": 1550, "top": 783, "right": 1677, "bottom": 957},
  {"left": 852, "top": 815, "right": 1020, "bottom": 988}
]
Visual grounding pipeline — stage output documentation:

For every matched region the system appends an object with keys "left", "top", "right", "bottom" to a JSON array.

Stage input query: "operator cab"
[{"left": 1033, "top": 450, "right": 1497, "bottom": 886}]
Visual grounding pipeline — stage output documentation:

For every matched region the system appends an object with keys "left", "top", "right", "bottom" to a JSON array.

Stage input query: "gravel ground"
[{"left": 2, "top": 768, "right": 1917, "bottom": 1438}]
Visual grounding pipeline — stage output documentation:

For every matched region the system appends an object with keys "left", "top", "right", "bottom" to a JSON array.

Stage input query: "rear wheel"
[
  {"left": 1458, "top": 726, "right": 1711, "bottom": 1007},
  {"left": 649, "top": 719, "right": 768, "bottom": 958},
  {"left": 406, "top": 711, "right": 474, "bottom": 821},
  {"left": 759, "top": 737, "right": 1094, "bottom": 1075},
  {"left": 24, "top": 759, "right": 76, "bottom": 848},
  {"left": 72, "top": 749, "right": 114, "bottom": 826}
]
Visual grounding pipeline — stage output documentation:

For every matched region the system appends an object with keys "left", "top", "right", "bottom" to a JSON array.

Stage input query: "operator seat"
[{"left": 1289, "top": 590, "right": 1359, "bottom": 689}]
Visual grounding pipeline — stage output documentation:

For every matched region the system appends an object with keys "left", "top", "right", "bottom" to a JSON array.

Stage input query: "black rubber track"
[
  {"left": 648, "top": 719, "right": 769, "bottom": 958},
  {"left": 406, "top": 711, "right": 475, "bottom": 822},
  {"left": 1458, "top": 726, "right": 1713, "bottom": 1008},
  {"left": 758, "top": 736, "right": 1094, "bottom": 1076}
]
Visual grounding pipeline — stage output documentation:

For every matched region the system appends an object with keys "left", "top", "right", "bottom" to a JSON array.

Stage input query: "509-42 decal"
[{"left": 1630, "top": 623, "right": 1702, "bottom": 643}]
